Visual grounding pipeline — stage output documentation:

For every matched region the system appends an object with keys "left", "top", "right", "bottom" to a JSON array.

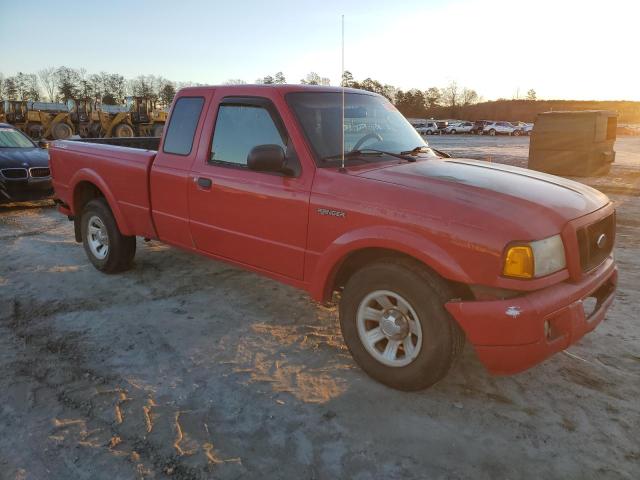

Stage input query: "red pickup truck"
[{"left": 50, "top": 85, "right": 617, "bottom": 390}]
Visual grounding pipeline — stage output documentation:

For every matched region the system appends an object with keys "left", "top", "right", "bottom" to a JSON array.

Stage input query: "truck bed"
[
  {"left": 70, "top": 136, "right": 161, "bottom": 151},
  {"left": 50, "top": 139, "right": 158, "bottom": 239}
]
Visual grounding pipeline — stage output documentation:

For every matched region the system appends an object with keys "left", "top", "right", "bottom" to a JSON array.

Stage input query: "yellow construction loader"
[
  {"left": 1, "top": 100, "right": 75, "bottom": 140},
  {"left": 125, "top": 96, "right": 167, "bottom": 137}
]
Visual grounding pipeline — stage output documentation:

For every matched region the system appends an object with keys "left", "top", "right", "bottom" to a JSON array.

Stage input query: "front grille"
[
  {"left": 29, "top": 167, "right": 51, "bottom": 178},
  {"left": 1, "top": 168, "right": 28, "bottom": 179},
  {"left": 577, "top": 213, "right": 615, "bottom": 272}
]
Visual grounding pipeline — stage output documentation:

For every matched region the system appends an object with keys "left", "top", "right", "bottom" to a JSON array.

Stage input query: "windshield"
[
  {"left": 286, "top": 92, "right": 430, "bottom": 165},
  {"left": 0, "top": 127, "right": 35, "bottom": 148}
]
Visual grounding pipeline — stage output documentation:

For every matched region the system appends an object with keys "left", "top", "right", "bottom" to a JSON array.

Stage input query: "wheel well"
[
  {"left": 327, "top": 247, "right": 473, "bottom": 303},
  {"left": 72, "top": 181, "right": 104, "bottom": 242}
]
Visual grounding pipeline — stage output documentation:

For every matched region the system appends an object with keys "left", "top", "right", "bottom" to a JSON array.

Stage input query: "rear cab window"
[{"left": 162, "top": 97, "right": 205, "bottom": 155}]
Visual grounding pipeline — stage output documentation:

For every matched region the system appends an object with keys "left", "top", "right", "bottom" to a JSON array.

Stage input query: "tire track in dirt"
[{"left": 1, "top": 298, "right": 242, "bottom": 479}]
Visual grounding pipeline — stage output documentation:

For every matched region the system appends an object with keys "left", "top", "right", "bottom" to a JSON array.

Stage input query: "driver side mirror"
[
  {"left": 247, "top": 144, "right": 288, "bottom": 174},
  {"left": 38, "top": 140, "right": 49, "bottom": 149}
]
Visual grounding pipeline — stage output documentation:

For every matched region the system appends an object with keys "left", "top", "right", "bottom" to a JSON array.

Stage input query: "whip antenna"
[{"left": 340, "top": 14, "right": 345, "bottom": 172}]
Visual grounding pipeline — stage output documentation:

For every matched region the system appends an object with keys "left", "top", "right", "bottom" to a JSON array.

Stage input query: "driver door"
[{"left": 188, "top": 96, "right": 310, "bottom": 280}]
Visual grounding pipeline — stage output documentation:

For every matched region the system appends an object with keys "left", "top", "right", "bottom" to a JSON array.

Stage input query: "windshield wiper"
[
  {"left": 321, "top": 148, "right": 415, "bottom": 163},
  {"left": 400, "top": 145, "right": 431, "bottom": 155}
]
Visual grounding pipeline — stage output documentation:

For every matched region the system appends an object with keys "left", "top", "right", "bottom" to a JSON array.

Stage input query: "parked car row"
[{"left": 410, "top": 118, "right": 533, "bottom": 136}]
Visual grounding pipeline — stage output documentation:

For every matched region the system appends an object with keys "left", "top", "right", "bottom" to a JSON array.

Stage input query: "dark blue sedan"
[{"left": 0, "top": 123, "right": 52, "bottom": 203}]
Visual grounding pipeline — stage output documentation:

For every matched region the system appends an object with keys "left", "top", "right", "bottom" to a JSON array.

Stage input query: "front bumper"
[
  {"left": 0, "top": 177, "right": 53, "bottom": 203},
  {"left": 445, "top": 256, "right": 617, "bottom": 375}
]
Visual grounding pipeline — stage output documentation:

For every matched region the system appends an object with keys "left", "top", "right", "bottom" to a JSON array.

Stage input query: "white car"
[
  {"left": 482, "top": 121, "right": 520, "bottom": 136},
  {"left": 415, "top": 121, "right": 440, "bottom": 135},
  {"left": 445, "top": 121, "right": 474, "bottom": 134},
  {"left": 510, "top": 121, "right": 533, "bottom": 136}
]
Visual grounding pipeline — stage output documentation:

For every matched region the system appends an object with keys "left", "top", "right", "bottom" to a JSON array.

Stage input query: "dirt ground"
[{"left": 1, "top": 137, "right": 639, "bottom": 480}]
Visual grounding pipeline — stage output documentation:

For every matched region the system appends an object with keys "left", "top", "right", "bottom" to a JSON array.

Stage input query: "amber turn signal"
[{"left": 503, "top": 245, "right": 534, "bottom": 279}]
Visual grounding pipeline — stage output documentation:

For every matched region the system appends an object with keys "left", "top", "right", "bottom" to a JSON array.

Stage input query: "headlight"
[{"left": 503, "top": 234, "right": 566, "bottom": 279}]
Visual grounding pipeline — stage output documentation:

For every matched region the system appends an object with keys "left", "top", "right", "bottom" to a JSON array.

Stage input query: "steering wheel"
[{"left": 351, "top": 132, "right": 383, "bottom": 152}]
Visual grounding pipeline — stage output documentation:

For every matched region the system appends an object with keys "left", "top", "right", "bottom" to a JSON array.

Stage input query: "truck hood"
[{"left": 356, "top": 158, "right": 609, "bottom": 221}]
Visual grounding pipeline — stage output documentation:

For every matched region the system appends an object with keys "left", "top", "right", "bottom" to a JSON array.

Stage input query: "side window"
[
  {"left": 163, "top": 97, "right": 204, "bottom": 155},
  {"left": 210, "top": 104, "right": 286, "bottom": 166}
]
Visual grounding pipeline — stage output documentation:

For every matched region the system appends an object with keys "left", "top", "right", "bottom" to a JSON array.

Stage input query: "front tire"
[
  {"left": 339, "top": 259, "right": 464, "bottom": 391},
  {"left": 52, "top": 122, "right": 73, "bottom": 140},
  {"left": 114, "top": 123, "right": 135, "bottom": 138},
  {"left": 81, "top": 198, "right": 136, "bottom": 273}
]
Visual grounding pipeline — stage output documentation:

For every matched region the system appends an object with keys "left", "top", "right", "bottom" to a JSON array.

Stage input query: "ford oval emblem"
[{"left": 596, "top": 233, "right": 607, "bottom": 249}]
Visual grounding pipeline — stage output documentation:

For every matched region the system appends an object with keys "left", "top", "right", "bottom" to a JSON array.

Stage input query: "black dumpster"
[{"left": 528, "top": 110, "right": 617, "bottom": 176}]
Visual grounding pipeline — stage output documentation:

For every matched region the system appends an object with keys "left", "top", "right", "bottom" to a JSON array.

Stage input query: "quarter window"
[
  {"left": 162, "top": 97, "right": 204, "bottom": 156},
  {"left": 210, "top": 105, "right": 286, "bottom": 166}
]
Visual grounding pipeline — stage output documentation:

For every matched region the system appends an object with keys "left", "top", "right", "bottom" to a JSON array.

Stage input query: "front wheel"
[
  {"left": 489, "top": 129, "right": 496, "bottom": 136},
  {"left": 81, "top": 198, "right": 136, "bottom": 273},
  {"left": 339, "top": 259, "right": 464, "bottom": 391},
  {"left": 114, "top": 123, "right": 135, "bottom": 138},
  {"left": 52, "top": 122, "right": 73, "bottom": 140}
]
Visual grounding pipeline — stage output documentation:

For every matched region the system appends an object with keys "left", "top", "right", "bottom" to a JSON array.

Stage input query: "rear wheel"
[
  {"left": 339, "top": 259, "right": 464, "bottom": 391},
  {"left": 489, "top": 129, "right": 496, "bottom": 136},
  {"left": 114, "top": 123, "right": 134, "bottom": 138},
  {"left": 513, "top": 130, "right": 521, "bottom": 136},
  {"left": 52, "top": 122, "right": 73, "bottom": 140},
  {"left": 450, "top": 129, "right": 457, "bottom": 135},
  {"left": 81, "top": 198, "right": 136, "bottom": 273}
]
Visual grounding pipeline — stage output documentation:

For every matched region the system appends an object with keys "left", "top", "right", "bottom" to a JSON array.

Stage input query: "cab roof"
[{"left": 176, "top": 84, "right": 376, "bottom": 96}]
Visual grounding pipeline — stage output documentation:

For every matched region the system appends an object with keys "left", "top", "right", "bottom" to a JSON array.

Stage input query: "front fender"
[
  {"left": 309, "top": 225, "right": 472, "bottom": 302},
  {"left": 69, "top": 168, "right": 133, "bottom": 236}
]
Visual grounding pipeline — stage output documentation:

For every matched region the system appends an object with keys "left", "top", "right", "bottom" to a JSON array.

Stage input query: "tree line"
[
  {"left": 2, "top": 67, "right": 539, "bottom": 118},
  {"left": 0, "top": 67, "right": 183, "bottom": 108}
]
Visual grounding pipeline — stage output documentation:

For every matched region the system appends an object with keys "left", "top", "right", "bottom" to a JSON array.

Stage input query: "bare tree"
[
  {"left": 461, "top": 88, "right": 479, "bottom": 106},
  {"left": 38, "top": 67, "right": 58, "bottom": 102},
  {"left": 3, "top": 77, "right": 18, "bottom": 100},
  {"left": 442, "top": 81, "right": 460, "bottom": 108},
  {"left": 223, "top": 79, "right": 247, "bottom": 85},
  {"left": 424, "top": 87, "right": 441, "bottom": 108},
  {"left": 300, "top": 72, "right": 330, "bottom": 86},
  {"left": 526, "top": 89, "right": 537, "bottom": 101}
]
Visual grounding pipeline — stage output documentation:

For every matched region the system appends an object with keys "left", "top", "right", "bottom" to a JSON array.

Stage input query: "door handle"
[{"left": 196, "top": 177, "right": 212, "bottom": 189}]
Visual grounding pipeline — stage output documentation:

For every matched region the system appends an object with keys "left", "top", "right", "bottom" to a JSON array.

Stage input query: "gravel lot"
[{"left": 1, "top": 137, "right": 639, "bottom": 480}]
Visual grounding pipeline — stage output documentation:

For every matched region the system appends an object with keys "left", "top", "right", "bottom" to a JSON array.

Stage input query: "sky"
[{"left": 1, "top": 0, "right": 638, "bottom": 101}]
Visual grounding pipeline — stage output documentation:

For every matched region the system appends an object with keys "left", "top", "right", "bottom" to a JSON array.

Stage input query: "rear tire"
[
  {"left": 489, "top": 129, "right": 496, "bottom": 136},
  {"left": 81, "top": 198, "right": 136, "bottom": 273},
  {"left": 52, "top": 122, "right": 73, "bottom": 140},
  {"left": 114, "top": 123, "right": 135, "bottom": 138},
  {"left": 339, "top": 259, "right": 464, "bottom": 391}
]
